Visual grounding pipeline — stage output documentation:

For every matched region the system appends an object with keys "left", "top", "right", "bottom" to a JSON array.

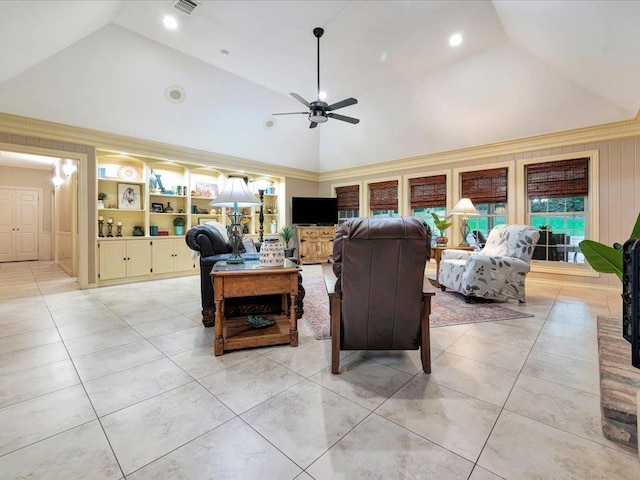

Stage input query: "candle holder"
[
  {"left": 98, "top": 219, "right": 104, "bottom": 237},
  {"left": 116, "top": 225, "right": 123, "bottom": 237},
  {"left": 107, "top": 222, "right": 114, "bottom": 237}
]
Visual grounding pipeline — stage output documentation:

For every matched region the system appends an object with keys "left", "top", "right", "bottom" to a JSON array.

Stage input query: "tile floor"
[{"left": 0, "top": 261, "right": 638, "bottom": 479}]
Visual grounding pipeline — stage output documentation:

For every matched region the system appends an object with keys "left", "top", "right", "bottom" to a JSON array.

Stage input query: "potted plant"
[
  {"left": 430, "top": 213, "right": 453, "bottom": 246},
  {"left": 98, "top": 192, "right": 107, "bottom": 209},
  {"left": 279, "top": 225, "right": 295, "bottom": 258},
  {"left": 173, "top": 217, "right": 186, "bottom": 235},
  {"left": 579, "top": 211, "right": 640, "bottom": 282}
]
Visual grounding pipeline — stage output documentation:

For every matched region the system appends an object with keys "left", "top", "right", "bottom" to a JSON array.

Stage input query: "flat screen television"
[{"left": 292, "top": 197, "right": 338, "bottom": 226}]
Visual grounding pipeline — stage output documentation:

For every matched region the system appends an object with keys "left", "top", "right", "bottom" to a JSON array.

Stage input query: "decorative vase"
[
  {"left": 132, "top": 226, "right": 144, "bottom": 236},
  {"left": 164, "top": 202, "right": 174, "bottom": 213},
  {"left": 259, "top": 238, "right": 285, "bottom": 266},
  {"left": 270, "top": 220, "right": 277, "bottom": 234}
]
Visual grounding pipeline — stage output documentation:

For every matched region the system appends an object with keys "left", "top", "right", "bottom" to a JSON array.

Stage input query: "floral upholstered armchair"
[{"left": 438, "top": 224, "right": 540, "bottom": 303}]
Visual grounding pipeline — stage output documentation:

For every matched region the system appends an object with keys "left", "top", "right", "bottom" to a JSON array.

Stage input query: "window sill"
[{"left": 531, "top": 262, "right": 599, "bottom": 277}]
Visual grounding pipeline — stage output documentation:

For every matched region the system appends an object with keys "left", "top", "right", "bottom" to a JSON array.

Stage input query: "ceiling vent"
[
  {"left": 171, "top": 0, "right": 199, "bottom": 15},
  {"left": 165, "top": 85, "right": 186, "bottom": 104}
]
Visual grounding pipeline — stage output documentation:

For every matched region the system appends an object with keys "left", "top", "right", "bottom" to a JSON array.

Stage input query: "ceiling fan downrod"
[{"left": 314, "top": 27, "right": 324, "bottom": 100}]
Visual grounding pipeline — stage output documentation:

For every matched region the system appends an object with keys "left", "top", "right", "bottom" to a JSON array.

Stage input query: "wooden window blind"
[
  {"left": 461, "top": 167, "right": 508, "bottom": 204},
  {"left": 526, "top": 158, "right": 589, "bottom": 199},
  {"left": 369, "top": 180, "right": 398, "bottom": 210},
  {"left": 335, "top": 185, "right": 359, "bottom": 210},
  {"left": 409, "top": 175, "right": 446, "bottom": 209}
]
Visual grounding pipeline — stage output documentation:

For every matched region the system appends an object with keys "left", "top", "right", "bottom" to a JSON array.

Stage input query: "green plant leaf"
[
  {"left": 579, "top": 239, "right": 623, "bottom": 282},
  {"left": 630, "top": 211, "right": 640, "bottom": 239}
]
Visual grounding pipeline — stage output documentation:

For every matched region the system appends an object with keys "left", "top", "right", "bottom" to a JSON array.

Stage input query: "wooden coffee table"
[{"left": 211, "top": 259, "right": 301, "bottom": 355}]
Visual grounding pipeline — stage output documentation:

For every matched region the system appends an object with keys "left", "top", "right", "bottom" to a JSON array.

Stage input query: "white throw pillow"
[{"left": 204, "top": 221, "right": 229, "bottom": 243}]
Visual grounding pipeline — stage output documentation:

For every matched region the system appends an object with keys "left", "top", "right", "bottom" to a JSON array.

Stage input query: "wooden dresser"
[{"left": 297, "top": 225, "right": 336, "bottom": 265}]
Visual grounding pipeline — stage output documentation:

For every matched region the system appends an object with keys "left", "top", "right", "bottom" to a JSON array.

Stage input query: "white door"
[
  {"left": 0, "top": 189, "right": 39, "bottom": 262},
  {"left": 15, "top": 190, "right": 38, "bottom": 261}
]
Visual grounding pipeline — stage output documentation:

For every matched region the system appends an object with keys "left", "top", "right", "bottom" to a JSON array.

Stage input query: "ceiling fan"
[{"left": 273, "top": 27, "right": 359, "bottom": 129}]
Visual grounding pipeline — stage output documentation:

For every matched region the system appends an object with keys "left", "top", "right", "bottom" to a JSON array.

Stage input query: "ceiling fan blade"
[
  {"left": 328, "top": 113, "right": 360, "bottom": 124},
  {"left": 327, "top": 97, "right": 357, "bottom": 111},
  {"left": 290, "top": 93, "right": 310, "bottom": 107},
  {"left": 272, "top": 112, "right": 309, "bottom": 116},
  {"left": 309, "top": 121, "right": 318, "bottom": 129}
]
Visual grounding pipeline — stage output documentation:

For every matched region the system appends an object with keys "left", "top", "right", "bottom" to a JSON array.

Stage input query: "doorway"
[{"left": 0, "top": 188, "right": 39, "bottom": 262}]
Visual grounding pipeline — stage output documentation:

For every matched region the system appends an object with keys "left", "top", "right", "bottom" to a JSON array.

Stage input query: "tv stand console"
[{"left": 297, "top": 225, "right": 335, "bottom": 265}]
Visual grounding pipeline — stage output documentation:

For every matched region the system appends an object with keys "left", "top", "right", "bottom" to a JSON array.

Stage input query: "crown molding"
[
  {"left": 318, "top": 113, "right": 640, "bottom": 182},
  {"left": 0, "top": 112, "right": 319, "bottom": 182}
]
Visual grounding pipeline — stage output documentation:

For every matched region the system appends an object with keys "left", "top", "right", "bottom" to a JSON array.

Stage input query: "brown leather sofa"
[
  {"left": 185, "top": 224, "right": 304, "bottom": 327},
  {"left": 328, "top": 217, "right": 433, "bottom": 373}
]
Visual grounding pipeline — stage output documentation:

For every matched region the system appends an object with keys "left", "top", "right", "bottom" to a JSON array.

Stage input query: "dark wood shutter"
[
  {"left": 409, "top": 175, "right": 446, "bottom": 209},
  {"left": 336, "top": 185, "right": 359, "bottom": 211},
  {"left": 527, "top": 158, "right": 589, "bottom": 199},
  {"left": 369, "top": 180, "right": 398, "bottom": 210},
  {"left": 461, "top": 167, "right": 508, "bottom": 204}
]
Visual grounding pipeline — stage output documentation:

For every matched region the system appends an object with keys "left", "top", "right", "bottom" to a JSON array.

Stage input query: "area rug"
[{"left": 302, "top": 276, "right": 534, "bottom": 340}]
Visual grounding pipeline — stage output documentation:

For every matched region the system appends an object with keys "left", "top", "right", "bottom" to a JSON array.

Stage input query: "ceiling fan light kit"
[{"left": 273, "top": 27, "right": 359, "bottom": 128}]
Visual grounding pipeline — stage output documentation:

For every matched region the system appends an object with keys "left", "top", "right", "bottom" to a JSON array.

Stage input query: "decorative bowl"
[{"left": 246, "top": 315, "right": 274, "bottom": 329}]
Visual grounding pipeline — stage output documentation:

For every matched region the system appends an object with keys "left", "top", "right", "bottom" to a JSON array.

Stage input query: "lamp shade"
[
  {"left": 451, "top": 198, "right": 480, "bottom": 216},
  {"left": 209, "top": 175, "right": 261, "bottom": 207},
  {"left": 251, "top": 178, "right": 272, "bottom": 192}
]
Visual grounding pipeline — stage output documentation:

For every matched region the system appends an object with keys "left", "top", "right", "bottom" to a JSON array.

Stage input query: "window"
[
  {"left": 369, "top": 180, "right": 398, "bottom": 217},
  {"left": 336, "top": 185, "right": 359, "bottom": 225},
  {"left": 409, "top": 175, "right": 446, "bottom": 243},
  {"left": 527, "top": 158, "right": 588, "bottom": 263},
  {"left": 461, "top": 168, "right": 508, "bottom": 239}
]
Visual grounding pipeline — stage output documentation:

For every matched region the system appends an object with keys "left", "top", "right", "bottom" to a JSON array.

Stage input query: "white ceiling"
[{"left": 0, "top": 1, "right": 638, "bottom": 173}]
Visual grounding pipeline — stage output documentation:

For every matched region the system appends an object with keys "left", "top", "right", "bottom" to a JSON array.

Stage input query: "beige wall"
[
  {"left": 319, "top": 136, "right": 640, "bottom": 287},
  {"left": 282, "top": 177, "right": 319, "bottom": 225}
]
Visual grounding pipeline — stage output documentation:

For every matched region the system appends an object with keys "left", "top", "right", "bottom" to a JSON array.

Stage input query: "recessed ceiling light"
[
  {"left": 318, "top": 91, "right": 327, "bottom": 100},
  {"left": 163, "top": 15, "right": 178, "bottom": 30},
  {"left": 220, "top": 49, "right": 230, "bottom": 57},
  {"left": 449, "top": 33, "right": 463, "bottom": 47}
]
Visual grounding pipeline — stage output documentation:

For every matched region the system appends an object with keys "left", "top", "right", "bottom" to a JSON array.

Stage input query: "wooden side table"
[
  {"left": 211, "top": 259, "right": 300, "bottom": 355},
  {"left": 430, "top": 246, "right": 475, "bottom": 288}
]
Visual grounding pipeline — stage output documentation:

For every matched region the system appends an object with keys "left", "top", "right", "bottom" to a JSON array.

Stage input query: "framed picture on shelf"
[
  {"left": 117, "top": 183, "right": 142, "bottom": 210},
  {"left": 195, "top": 182, "right": 218, "bottom": 198},
  {"left": 151, "top": 202, "right": 164, "bottom": 213}
]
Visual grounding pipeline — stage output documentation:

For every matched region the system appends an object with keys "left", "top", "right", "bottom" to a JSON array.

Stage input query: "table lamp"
[
  {"left": 251, "top": 178, "right": 273, "bottom": 243},
  {"left": 209, "top": 175, "right": 261, "bottom": 263},
  {"left": 450, "top": 198, "right": 480, "bottom": 247}
]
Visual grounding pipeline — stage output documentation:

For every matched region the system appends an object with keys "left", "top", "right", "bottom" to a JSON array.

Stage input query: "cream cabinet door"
[
  {"left": 151, "top": 239, "right": 175, "bottom": 275},
  {"left": 99, "top": 241, "right": 128, "bottom": 280},
  {"left": 174, "top": 240, "right": 195, "bottom": 272},
  {"left": 126, "top": 240, "right": 151, "bottom": 277}
]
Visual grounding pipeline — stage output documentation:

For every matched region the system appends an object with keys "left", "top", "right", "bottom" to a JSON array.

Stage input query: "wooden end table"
[
  {"left": 429, "top": 245, "right": 475, "bottom": 288},
  {"left": 211, "top": 259, "right": 301, "bottom": 355}
]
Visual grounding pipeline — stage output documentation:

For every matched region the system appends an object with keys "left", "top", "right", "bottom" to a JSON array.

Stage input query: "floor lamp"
[
  {"left": 251, "top": 179, "right": 272, "bottom": 243},
  {"left": 451, "top": 198, "right": 480, "bottom": 247},
  {"left": 209, "top": 176, "right": 261, "bottom": 264}
]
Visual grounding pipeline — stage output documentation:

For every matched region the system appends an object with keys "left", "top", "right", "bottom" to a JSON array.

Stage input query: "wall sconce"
[
  {"left": 62, "top": 162, "right": 76, "bottom": 176},
  {"left": 51, "top": 176, "right": 63, "bottom": 187}
]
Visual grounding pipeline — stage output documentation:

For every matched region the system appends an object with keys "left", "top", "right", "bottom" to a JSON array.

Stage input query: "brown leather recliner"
[{"left": 327, "top": 217, "right": 434, "bottom": 374}]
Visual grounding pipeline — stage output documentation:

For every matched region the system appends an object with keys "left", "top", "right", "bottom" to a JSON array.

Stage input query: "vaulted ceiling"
[{"left": 0, "top": 1, "right": 638, "bottom": 173}]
